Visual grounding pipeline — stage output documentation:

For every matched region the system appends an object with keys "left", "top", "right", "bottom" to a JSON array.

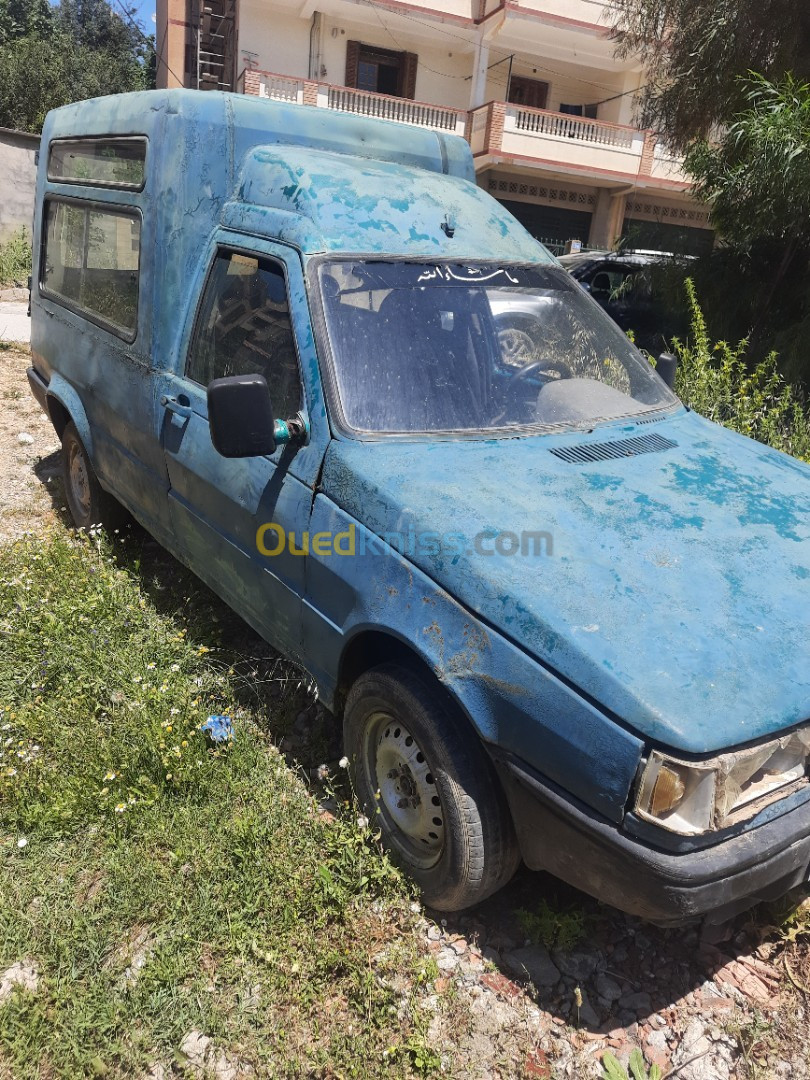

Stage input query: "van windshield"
[{"left": 317, "top": 260, "right": 678, "bottom": 435}]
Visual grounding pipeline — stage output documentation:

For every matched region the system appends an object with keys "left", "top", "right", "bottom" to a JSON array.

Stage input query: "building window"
[
  {"left": 40, "top": 198, "right": 141, "bottom": 340},
  {"left": 508, "top": 76, "right": 549, "bottom": 111},
  {"left": 345, "top": 40, "right": 417, "bottom": 99},
  {"left": 559, "top": 103, "right": 599, "bottom": 119}
]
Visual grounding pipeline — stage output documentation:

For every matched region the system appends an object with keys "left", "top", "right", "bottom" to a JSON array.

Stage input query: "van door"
[{"left": 157, "top": 241, "right": 322, "bottom": 661}]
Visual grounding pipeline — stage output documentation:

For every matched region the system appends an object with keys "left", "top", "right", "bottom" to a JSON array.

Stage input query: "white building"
[{"left": 155, "top": 0, "right": 713, "bottom": 253}]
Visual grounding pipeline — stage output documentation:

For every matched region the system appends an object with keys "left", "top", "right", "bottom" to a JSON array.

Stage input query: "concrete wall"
[{"left": 0, "top": 128, "right": 39, "bottom": 243}]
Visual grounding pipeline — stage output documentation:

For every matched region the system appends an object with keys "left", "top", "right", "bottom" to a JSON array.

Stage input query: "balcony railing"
[
  {"left": 327, "top": 85, "right": 464, "bottom": 134},
  {"left": 514, "top": 108, "right": 636, "bottom": 150},
  {"left": 237, "top": 69, "right": 687, "bottom": 185},
  {"left": 240, "top": 69, "right": 466, "bottom": 135}
]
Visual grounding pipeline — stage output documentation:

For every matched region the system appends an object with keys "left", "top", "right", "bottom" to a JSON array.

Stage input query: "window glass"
[
  {"left": 317, "top": 261, "right": 677, "bottom": 434},
  {"left": 41, "top": 199, "right": 140, "bottom": 336},
  {"left": 48, "top": 138, "right": 146, "bottom": 189},
  {"left": 187, "top": 251, "right": 302, "bottom": 418}
]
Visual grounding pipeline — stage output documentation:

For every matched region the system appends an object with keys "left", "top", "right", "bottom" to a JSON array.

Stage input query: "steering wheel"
[
  {"left": 508, "top": 357, "right": 574, "bottom": 386},
  {"left": 490, "top": 357, "right": 575, "bottom": 425}
]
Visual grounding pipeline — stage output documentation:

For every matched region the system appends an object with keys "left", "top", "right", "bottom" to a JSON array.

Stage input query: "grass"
[
  {"left": 0, "top": 229, "right": 31, "bottom": 289},
  {"left": 0, "top": 528, "right": 443, "bottom": 1078}
]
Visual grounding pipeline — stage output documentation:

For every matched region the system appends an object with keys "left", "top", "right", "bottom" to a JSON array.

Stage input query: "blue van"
[{"left": 27, "top": 89, "right": 810, "bottom": 922}]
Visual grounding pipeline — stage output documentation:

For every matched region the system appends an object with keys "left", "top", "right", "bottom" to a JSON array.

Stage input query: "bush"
[
  {"left": 669, "top": 279, "right": 810, "bottom": 462},
  {"left": 0, "top": 227, "right": 31, "bottom": 288}
]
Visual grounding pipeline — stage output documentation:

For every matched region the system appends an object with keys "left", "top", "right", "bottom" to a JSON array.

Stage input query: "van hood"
[{"left": 322, "top": 410, "right": 810, "bottom": 754}]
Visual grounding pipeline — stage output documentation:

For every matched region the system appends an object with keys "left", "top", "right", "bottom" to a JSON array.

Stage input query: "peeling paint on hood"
[{"left": 322, "top": 409, "right": 810, "bottom": 755}]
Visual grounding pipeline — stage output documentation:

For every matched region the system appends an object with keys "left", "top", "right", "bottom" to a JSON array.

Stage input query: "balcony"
[
  {"left": 236, "top": 68, "right": 688, "bottom": 189},
  {"left": 237, "top": 69, "right": 467, "bottom": 136},
  {"left": 470, "top": 101, "right": 689, "bottom": 187}
]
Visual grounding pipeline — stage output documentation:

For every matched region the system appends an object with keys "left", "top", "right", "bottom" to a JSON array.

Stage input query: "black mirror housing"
[
  {"left": 656, "top": 351, "right": 678, "bottom": 390},
  {"left": 207, "top": 374, "right": 277, "bottom": 458}
]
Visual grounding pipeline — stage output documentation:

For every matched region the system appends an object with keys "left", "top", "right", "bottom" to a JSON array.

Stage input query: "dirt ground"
[
  {"left": 0, "top": 346, "right": 62, "bottom": 540},
  {"left": 3, "top": 343, "right": 810, "bottom": 1079}
]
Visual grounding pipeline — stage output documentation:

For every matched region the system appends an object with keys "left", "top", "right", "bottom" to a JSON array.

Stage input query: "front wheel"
[
  {"left": 61, "top": 421, "right": 128, "bottom": 531},
  {"left": 343, "top": 663, "right": 520, "bottom": 910}
]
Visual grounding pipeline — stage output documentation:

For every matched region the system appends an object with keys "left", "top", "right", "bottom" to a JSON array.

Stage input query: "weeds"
[
  {"left": 668, "top": 279, "right": 810, "bottom": 461},
  {"left": 517, "top": 898, "right": 588, "bottom": 951},
  {"left": 601, "top": 1048, "right": 662, "bottom": 1080},
  {"left": 0, "top": 228, "right": 31, "bottom": 288}
]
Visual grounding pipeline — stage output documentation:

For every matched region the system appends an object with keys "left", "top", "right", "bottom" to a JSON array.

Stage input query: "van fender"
[{"left": 45, "top": 373, "right": 94, "bottom": 460}]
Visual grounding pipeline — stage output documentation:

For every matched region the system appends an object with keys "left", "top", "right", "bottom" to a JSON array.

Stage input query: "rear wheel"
[
  {"left": 344, "top": 663, "right": 520, "bottom": 910},
  {"left": 61, "top": 421, "right": 128, "bottom": 531}
]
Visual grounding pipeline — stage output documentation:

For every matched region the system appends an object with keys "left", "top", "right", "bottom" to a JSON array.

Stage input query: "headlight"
[{"left": 635, "top": 728, "right": 810, "bottom": 835}]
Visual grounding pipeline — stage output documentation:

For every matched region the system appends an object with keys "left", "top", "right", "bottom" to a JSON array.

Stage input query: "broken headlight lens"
[{"left": 635, "top": 729, "right": 810, "bottom": 835}]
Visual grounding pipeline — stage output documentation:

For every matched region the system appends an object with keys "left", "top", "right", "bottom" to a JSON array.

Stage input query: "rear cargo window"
[
  {"left": 48, "top": 137, "right": 146, "bottom": 190},
  {"left": 41, "top": 199, "right": 141, "bottom": 339}
]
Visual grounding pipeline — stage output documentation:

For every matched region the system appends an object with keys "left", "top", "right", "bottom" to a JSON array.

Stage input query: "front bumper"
[{"left": 494, "top": 752, "right": 810, "bottom": 925}]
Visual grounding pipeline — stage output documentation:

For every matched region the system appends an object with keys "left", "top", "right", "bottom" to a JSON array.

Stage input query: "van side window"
[
  {"left": 187, "top": 251, "right": 302, "bottom": 418},
  {"left": 41, "top": 198, "right": 141, "bottom": 338},
  {"left": 48, "top": 137, "right": 146, "bottom": 190}
]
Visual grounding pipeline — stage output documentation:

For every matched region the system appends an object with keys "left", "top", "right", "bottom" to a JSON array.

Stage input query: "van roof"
[
  {"left": 44, "top": 88, "right": 473, "bottom": 180},
  {"left": 42, "top": 89, "right": 549, "bottom": 261}
]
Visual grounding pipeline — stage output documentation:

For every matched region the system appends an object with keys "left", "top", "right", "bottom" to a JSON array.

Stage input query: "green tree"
[
  {"left": 0, "top": 0, "right": 154, "bottom": 133},
  {"left": 686, "top": 74, "right": 810, "bottom": 250},
  {"left": 611, "top": 0, "right": 810, "bottom": 152}
]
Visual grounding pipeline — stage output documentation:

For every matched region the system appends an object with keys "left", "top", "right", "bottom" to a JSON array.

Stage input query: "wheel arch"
[
  {"left": 45, "top": 374, "right": 94, "bottom": 459},
  {"left": 336, "top": 628, "right": 481, "bottom": 743}
]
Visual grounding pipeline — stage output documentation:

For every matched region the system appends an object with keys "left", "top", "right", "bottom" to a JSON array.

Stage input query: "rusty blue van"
[{"left": 27, "top": 90, "right": 810, "bottom": 923}]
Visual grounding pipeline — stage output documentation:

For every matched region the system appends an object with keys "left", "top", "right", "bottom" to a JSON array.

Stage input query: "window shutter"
[
  {"left": 345, "top": 40, "right": 360, "bottom": 88},
  {"left": 401, "top": 52, "right": 418, "bottom": 99}
]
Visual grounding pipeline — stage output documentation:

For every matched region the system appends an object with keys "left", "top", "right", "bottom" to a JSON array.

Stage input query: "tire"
[
  {"left": 344, "top": 663, "right": 521, "bottom": 911},
  {"left": 61, "top": 421, "right": 128, "bottom": 532}
]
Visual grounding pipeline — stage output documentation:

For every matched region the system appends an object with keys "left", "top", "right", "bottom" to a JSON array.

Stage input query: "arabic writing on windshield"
[{"left": 318, "top": 261, "right": 677, "bottom": 435}]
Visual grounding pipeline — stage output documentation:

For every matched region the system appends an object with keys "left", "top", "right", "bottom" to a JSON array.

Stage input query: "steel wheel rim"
[
  {"left": 498, "top": 326, "right": 536, "bottom": 368},
  {"left": 364, "top": 712, "right": 445, "bottom": 870},
  {"left": 68, "top": 443, "right": 91, "bottom": 520}
]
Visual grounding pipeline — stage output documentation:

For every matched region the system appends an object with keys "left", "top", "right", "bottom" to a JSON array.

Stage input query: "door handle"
[{"left": 161, "top": 395, "right": 193, "bottom": 419}]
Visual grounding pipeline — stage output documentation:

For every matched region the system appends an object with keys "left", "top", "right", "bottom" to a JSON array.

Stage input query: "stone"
[
  {"left": 503, "top": 945, "right": 561, "bottom": 988},
  {"left": 179, "top": 1031, "right": 211, "bottom": 1069},
  {"left": 17, "top": 433, "right": 33, "bottom": 445},
  {"left": 595, "top": 973, "right": 622, "bottom": 1003},
  {"left": 436, "top": 947, "right": 460, "bottom": 973},
  {"left": 576, "top": 989, "right": 600, "bottom": 1029},
  {"left": 620, "top": 991, "right": 652, "bottom": 1016},
  {"left": 552, "top": 947, "right": 599, "bottom": 981},
  {"left": 480, "top": 971, "right": 524, "bottom": 1000},
  {"left": 0, "top": 960, "right": 39, "bottom": 1003}
]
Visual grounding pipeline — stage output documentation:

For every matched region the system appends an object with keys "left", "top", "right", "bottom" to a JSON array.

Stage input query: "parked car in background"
[{"left": 557, "top": 249, "right": 692, "bottom": 354}]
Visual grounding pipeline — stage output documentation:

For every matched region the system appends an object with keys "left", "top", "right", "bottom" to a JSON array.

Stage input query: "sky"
[{"left": 130, "top": 0, "right": 157, "bottom": 37}]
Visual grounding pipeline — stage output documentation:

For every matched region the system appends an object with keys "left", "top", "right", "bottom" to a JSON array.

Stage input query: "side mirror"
[
  {"left": 656, "top": 351, "right": 678, "bottom": 390},
  {"left": 207, "top": 374, "right": 277, "bottom": 458}
]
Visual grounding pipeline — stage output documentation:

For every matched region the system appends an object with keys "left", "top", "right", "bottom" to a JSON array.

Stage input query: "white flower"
[
  {"left": 17, "top": 837, "right": 28, "bottom": 848},
  {"left": 316, "top": 764, "right": 329, "bottom": 781},
  {"left": 170, "top": 664, "right": 180, "bottom": 673},
  {"left": 356, "top": 815, "right": 369, "bottom": 830},
  {"left": 338, "top": 756, "right": 349, "bottom": 769}
]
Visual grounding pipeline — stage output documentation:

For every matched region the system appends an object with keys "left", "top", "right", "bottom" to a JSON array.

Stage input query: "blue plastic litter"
[{"left": 200, "top": 715, "right": 234, "bottom": 742}]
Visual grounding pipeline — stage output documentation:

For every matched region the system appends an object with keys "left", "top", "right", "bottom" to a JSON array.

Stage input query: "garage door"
[
  {"left": 622, "top": 218, "right": 714, "bottom": 257},
  {"left": 498, "top": 199, "right": 592, "bottom": 254}
]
